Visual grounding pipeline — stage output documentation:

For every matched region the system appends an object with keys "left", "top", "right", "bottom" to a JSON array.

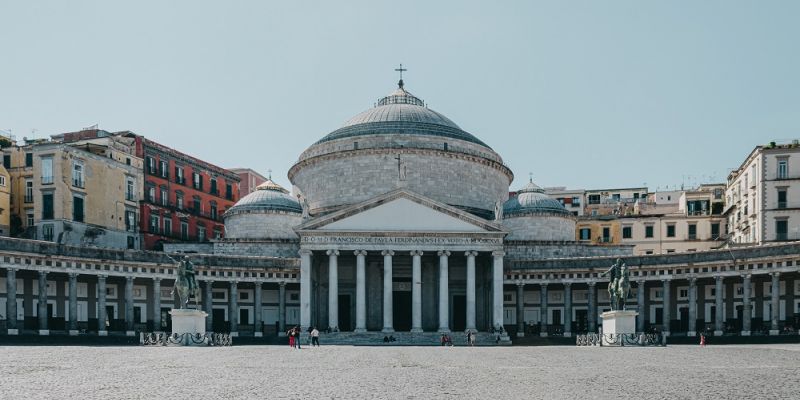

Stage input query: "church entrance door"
[
  {"left": 338, "top": 295, "right": 351, "bottom": 331},
  {"left": 452, "top": 295, "right": 466, "bottom": 332},
  {"left": 393, "top": 291, "right": 412, "bottom": 331}
]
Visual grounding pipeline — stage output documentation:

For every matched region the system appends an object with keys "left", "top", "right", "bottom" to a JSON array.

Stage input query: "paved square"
[{"left": 1, "top": 344, "right": 799, "bottom": 399}]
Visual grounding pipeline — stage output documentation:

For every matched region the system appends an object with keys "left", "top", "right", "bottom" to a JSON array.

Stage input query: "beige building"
[
  {"left": 2, "top": 136, "right": 144, "bottom": 249},
  {"left": 0, "top": 165, "right": 10, "bottom": 235},
  {"left": 544, "top": 187, "right": 585, "bottom": 216},
  {"left": 577, "top": 185, "right": 726, "bottom": 255},
  {"left": 725, "top": 141, "right": 800, "bottom": 244},
  {"left": 584, "top": 187, "right": 648, "bottom": 217}
]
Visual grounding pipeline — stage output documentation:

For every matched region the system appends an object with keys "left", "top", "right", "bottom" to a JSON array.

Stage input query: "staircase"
[{"left": 309, "top": 331, "right": 511, "bottom": 346}]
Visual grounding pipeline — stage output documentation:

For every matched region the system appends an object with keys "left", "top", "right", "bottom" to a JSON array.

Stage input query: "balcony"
[
  {"left": 72, "top": 178, "right": 84, "bottom": 188},
  {"left": 125, "top": 193, "right": 137, "bottom": 202},
  {"left": 596, "top": 236, "right": 614, "bottom": 244},
  {"left": 24, "top": 195, "right": 33, "bottom": 203}
]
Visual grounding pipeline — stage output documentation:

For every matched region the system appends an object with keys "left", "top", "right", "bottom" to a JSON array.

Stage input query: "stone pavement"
[{"left": 1, "top": 344, "right": 799, "bottom": 399}]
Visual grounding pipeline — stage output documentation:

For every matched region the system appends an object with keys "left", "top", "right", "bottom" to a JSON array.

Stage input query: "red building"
[
  {"left": 229, "top": 167, "right": 269, "bottom": 197},
  {"left": 134, "top": 136, "right": 240, "bottom": 250}
]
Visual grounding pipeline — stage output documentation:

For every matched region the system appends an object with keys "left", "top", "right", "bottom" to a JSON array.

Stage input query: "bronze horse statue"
[{"left": 169, "top": 256, "right": 200, "bottom": 309}]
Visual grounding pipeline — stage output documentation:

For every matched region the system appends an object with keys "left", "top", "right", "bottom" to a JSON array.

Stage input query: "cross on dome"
[{"left": 395, "top": 63, "right": 407, "bottom": 88}]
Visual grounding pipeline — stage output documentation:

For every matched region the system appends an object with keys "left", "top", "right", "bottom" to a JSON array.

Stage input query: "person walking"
[
  {"left": 700, "top": 333, "right": 706, "bottom": 348},
  {"left": 288, "top": 327, "right": 295, "bottom": 348},
  {"left": 294, "top": 326, "right": 302, "bottom": 349},
  {"left": 311, "top": 327, "right": 320, "bottom": 347}
]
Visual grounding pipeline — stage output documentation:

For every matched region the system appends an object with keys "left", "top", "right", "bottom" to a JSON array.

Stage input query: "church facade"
[{"left": 2, "top": 80, "right": 800, "bottom": 341}]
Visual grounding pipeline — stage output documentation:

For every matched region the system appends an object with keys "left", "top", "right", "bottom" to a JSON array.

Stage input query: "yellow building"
[
  {"left": 2, "top": 136, "right": 143, "bottom": 249},
  {"left": 0, "top": 164, "right": 11, "bottom": 235}
]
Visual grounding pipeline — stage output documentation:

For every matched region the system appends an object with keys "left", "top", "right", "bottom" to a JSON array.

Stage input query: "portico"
[{"left": 295, "top": 189, "right": 507, "bottom": 334}]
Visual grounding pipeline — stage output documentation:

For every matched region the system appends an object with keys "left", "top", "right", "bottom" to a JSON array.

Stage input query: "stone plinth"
[
  {"left": 601, "top": 310, "right": 638, "bottom": 346},
  {"left": 170, "top": 309, "right": 208, "bottom": 335}
]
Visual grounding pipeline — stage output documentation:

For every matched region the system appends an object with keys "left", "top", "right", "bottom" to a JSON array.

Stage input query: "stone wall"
[
  {"left": 504, "top": 241, "right": 632, "bottom": 261},
  {"left": 224, "top": 211, "right": 301, "bottom": 240},
  {"left": 212, "top": 240, "right": 300, "bottom": 258},
  {"left": 503, "top": 215, "right": 576, "bottom": 241}
]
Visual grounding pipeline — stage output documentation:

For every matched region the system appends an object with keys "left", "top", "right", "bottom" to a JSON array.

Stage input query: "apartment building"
[
  {"left": 229, "top": 168, "right": 268, "bottom": 197},
  {"left": 726, "top": 141, "right": 800, "bottom": 244},
  {"left": 543, "top": 187, "right": 585, "bottom": 216}
]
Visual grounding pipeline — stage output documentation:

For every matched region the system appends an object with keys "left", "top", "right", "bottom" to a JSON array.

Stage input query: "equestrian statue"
[
  {"left": 167, "top": 255, "right": 200, "bottom": 309},
  {"left": 600, "top": 258, "right": 631, "bottom": 311}
]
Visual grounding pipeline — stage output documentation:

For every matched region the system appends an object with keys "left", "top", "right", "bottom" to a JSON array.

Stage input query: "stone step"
[{"left": 296, "top": 331, "right": 511, "bottom": 346}]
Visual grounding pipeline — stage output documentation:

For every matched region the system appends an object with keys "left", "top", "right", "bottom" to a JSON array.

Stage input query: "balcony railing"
[
  {"left": 125, "top": 193, "right": 137, "bottom": 202},
  {"left": 24, "top": 195, "right": 33, "bottom": 203},
  {"left": 687, "top": 234, "right": 697, "bottom": 240}
]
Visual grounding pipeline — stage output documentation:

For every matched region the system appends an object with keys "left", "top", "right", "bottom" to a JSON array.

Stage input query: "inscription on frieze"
[{"left": 300, "top": 236, "right": 502, "bottom": 246}]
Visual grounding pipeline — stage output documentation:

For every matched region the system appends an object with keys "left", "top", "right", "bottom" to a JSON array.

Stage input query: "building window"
[
  {"left": 175, "top": 166, "right": 185, "bottom": 184},
  {"left": 571, "top": 196, "right": 581, "bottom": 207},
  {"left": 25, "top": 153, "right": 33, "bottom": 167},
  {"left": 72, "top": 161, "right": 84, "bottom": 188},
  {"left": 159, "top": 160, "right": 168, "bottom": 178},
  {"left": 198, "top": 226, "right": 206, "bottom": 242},
  {"left": 73, "top": 196, "right": 84, "bottom": 222},
  {"left": 588, "top": 194, "right": 600, "bottom": 205},
  {"left": 192, "top": 197, "right": 201, "bottom": 213},
  {"left": 125, "top": 210, "right": 136, "bottom": 232},
  {"left": 193, "top": 172, "right": 202, "bottom": 190},
  {"left": 579, "top": 228, "right": 591, "bottom": 241},
  {"left": 645, "top": 225, "right": 654, "bottom": 238},
  {"left": 42, "top": 224, "right": 54, "bottom": 241},
  {"left": 150, "top": 215, "right": 160, "bottom": 234},
  {"left": 666, "top": 224, "right": 675, "bottom": 238},
  {"left": 213, "top": 228, "right": 222, "bottom": 239},
  {"left": 210, "top": 178, "right": 218, "bottom": 195},
  {"left": 777, "top": 159, "right": 788, "bottom": 179},
  {"left": 645, "top": 250, "right": 654, "bottom": 255},
  {"left": 176, "top": 193, "right": 184, "bottom": 210},
  {"left": 776, "top": 219, "right": 788, "bottom": 241},
  {"left": 3, "top": 154, "right": 10, "bottom": 169},
  {"left": 777, "top": 189, "right": 787, "bottom": 209},
  {"left": 622, "top": 226, "right": 632, "bottom": 239},
  {"left": 147, "top": 186, "right": 156, "bottom": 203},
  {"left": 711, "top": 223, "right": 720, "bottom": 240},
  {"left": 146, "top": 157, "right": 156, "bottom": 174},
  {"left": 688, "top": 224, "right": 697, "bottom": 240},
  {"left": 41, "top": 156, "right": 53, "bottom": 184},
  {"left": 160, "top": 188, "right": 168, "bottom": 206},
  {"left": 126, "top": 178, "right": 136, "bottom": 201},
  {"left": 42, "top": 193, "right": 54, "bottom": 220},
  {"left": 602, "top": 227, "right": 611, "bottom": 242},
  {"left": 24, "top": 180, "right": 33, "bottom": 203},
  {"left": 210, "top": 203, "right": 218, "bottom": 220},
  {"left": 163, "top": 218, "right": 172, "bottom": 236},
  {"left": 26, "top": 212, "right": 34, "bottom": 227},
  {"left": 180, "top": 221, "right": 189, "bottom": 240},
  {"left": 127, "top": 236, "right": 135, "bottom": 250}
]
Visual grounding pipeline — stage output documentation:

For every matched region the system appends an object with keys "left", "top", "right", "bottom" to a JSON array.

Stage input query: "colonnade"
[{"left": 299, "top": 249, "right": 505, "bottom": 333}]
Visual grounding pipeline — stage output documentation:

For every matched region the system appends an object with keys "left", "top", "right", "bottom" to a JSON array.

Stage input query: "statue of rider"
[
  {"left": 600, "top": 258, "right": 622, "bottom": 310},
  {"left": 180, "top": 256, "right": 198, "bottom": 296}
]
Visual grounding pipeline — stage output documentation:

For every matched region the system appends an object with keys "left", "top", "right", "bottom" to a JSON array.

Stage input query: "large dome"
[
  {"left": 502, "top": 179, "right": 575, "bottom": 241},
  {"left": 289, "top": 81, "right": 513, "bottom": 218},
  {"left": 503, "top": 181, "right": 572, "bottom": 216}
]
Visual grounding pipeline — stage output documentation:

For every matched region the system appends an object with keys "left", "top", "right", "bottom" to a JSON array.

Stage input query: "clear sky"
[{"left": 1, "top": 1, "right": 798, "bottom": 192}]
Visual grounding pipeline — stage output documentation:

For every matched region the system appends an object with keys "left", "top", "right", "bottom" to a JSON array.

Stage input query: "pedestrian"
[
  {"left": 700, "top": 333, "right": 706, "bottom": 347},
  {"left": 295, "top": 326, "right": 302, "bottom": 349},
  {"left": 288, "top": 328, "right": 295, "bottom": 348},
  {"left": 311, "top": 327, "right": 320, "bottom": 347}
]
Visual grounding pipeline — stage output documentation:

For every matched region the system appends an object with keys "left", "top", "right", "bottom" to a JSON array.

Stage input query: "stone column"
[
  {"left": 125, "top": 276, "right": 135, "bottom": 336},
  {"left": 636, "top": 280, "right": 645, "bottom": 333},
  {"left": 327, "top": 249, "right": 339, "bottom": 331},
  {"left": 278, "top": 281, "right": 286, "bottom": 335},
  {"left": 352, "top": 250, "right": 367, "bottom": 332},
  {"left": 98, "top": 275, "right": 108, "bottom": 336},
  {"left": 492, "top": 251, "right": 505, "bottom": 331},
  {"left": 662, "top": 278, "right": 671, "bottom": 335},
  {"left": 714, "top": 275, "right": 724, "bottom": 336},
  {"left": 688, "top": 277, "right": 697, "bottom": 337},
  {"left": 588, "top": 281, "right": 597, "bottom": 333},
  {"left": 299, "top": 249, "right": 312, "bottom": 331},
  {"left": 68, "top": 273, "right": 78, "bottom": 335},
  {"left": 153, "top": 278, "right": 162, "bottom": 332},
  {"left": 382, "top": 250, "right": 395, "bottom": 333},
  {"left": 770, "top": 272, "right": 781, "bottom": 335},
  {"left": 438, "top": 250, "right": 450, "bottom": 333},
  {"left": 254, "top": 281, "right": 263, "bottom": 337},
  {"left": 516, "top": 283, "right": 525, "bottom": 337},
  {"left": 38, "top": 271, "right": 48, "bottom": 335},
  {"left": 564, "top": 282, "right": 573, "bottom": 337},
  {"left": 6, "top": 267, "right": 17, "bottom": 335},
  {"left": 465, "top": 251, "right": 477, "bottom": 332},
  {"left": 741, "top": 274, "right": 751, "bottom": 336},
  {"left": 229, "top": 281, "right": 238, "bottom": 336},
  {"left": 540, "top": 282, "right": 549, "bottom": 337},
  {"left": 411, "top": 250, "right": 423, "bottom": 333},
  {"left": 203, "top": 280, "right": 213, "bottom": 332}
]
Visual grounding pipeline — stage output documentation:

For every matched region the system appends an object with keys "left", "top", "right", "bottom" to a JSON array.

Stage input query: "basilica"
[{"left": 1, "top": 79, "right": 799, "bottom": 343}]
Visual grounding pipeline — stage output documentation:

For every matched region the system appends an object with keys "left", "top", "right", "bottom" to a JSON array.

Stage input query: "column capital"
[
  {"left": 230, "top": 281, "right": 238, "bottom": 287},
  {"left": 68, "top": 272, "right": 79, "bottom": 279},
  {"left": 465, "top": 250, "right": 478, "bottom": 257},
  {"left": 661, "top": 277, "right": 672, "bottom": 283},
  {"left": 492, "top": 250, "right": 505, "bottom": 257},
  {"left": 279, "top": 281, "right": 286, "bottom": 287},
  {"left": 770, "top": 271, "right": 781, "bottom": 278},
  {"left": 98, "top": 274, "right": 107, "bottom": 280},
  {"left": 126, "top": 275, "right": 135, "bottom": 282},
  {"left": 437, "top": 250, "right": 451, "bottom": 257},
  {"left": 38, "top": 270, "right": 48, "bottom": 277},
  {"left": 587, "top": 280, "right": 597, "bottom": 287},
  {"left": 326, "top": 249, "right": 340, "bottom": 256},
  {"left": 540, "top": 281, "right": 548, "bottom": 289},
  {"left": 742, "top": 273, "right": 752, "bottom": 280},
  {"left": 299, "top": 249, "right": 312, "bottom": 256},
  {"left": 353, "top": 250, "right": 368, "bottom": 256},
  {"left": 563, "top": 281, "right": 572, "bottom": 288},
  {"left": 381, "top": 250, "right": 395, "bottom": 257},
  {"left": 153, "top": 277, "right": 162, "bottom": 283},
  {"left": 516, "top": 282, "right": 525, "bottom": 288},
  {"left": 714, "top": 274, "right": 723, "bottom": 281},
  {"left": 410, "top": 250, "right": 424, "bottom": 257}
]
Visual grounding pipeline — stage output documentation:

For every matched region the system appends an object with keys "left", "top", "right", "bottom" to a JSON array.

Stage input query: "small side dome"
[
  {"left": 225, "top": 179, "right": 302, "bottom": 215},
  {"left": 223, "top": 178, "right": 302, "bottom": 240},
  {"left": 503, "top": 181, "right": 572, "bottom": 216},
  {"left": 502, "top": 179, "right": 575, "bottom": 241}
]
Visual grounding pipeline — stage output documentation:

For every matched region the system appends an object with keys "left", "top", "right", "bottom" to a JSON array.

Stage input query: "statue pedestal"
[
  {"left": 601, "top": 310, "right": 637, "bottom": 346},
  {"left": 170, "top": 309, "right": 208, "bottom": 345}
]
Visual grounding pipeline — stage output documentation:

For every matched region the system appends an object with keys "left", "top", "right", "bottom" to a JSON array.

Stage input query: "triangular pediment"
[{"left": 295, "top": 189, "right": 505, "bottom": 233}]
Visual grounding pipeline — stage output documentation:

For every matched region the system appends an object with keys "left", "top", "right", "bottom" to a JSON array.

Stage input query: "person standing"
[
  {"left": 294, "top": 326, "right": 302, "bottom": 349},
  {"left": 288, "top": 327, "right": 295, "bottom": 348},
  {"left": 311, "top": 327, "right": 320, "bottom": 347}
]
